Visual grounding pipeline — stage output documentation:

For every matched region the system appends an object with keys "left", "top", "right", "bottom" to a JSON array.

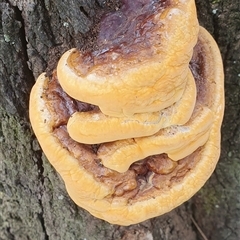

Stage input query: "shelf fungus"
[{"left": 29, "top": 0, "right": 224, "bottom": 226}]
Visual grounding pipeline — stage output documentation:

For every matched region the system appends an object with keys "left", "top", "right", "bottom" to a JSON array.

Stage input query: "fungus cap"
[
  {"left": 57, "top": 0, "right": 199, "bottom": 117},
  {"left": 67, "top": 70, "right": 196, "bottom": 144}
]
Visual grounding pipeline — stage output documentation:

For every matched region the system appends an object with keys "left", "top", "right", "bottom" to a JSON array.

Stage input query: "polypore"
[
  {"left": 29, "top": 0, "right": 224, "bottom": 226},
  {"left": 57, "top": 0, "right": 199, "bottom": 117}
]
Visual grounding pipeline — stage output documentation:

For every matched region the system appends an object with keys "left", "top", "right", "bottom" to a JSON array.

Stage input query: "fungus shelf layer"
[{"left": 57, "top": 0, "right": 199, "bottom": 116}]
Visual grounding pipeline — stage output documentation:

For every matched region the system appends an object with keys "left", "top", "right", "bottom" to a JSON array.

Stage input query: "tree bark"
[{"left": 0, "top": 0, "right": 239, "bottom": 239}]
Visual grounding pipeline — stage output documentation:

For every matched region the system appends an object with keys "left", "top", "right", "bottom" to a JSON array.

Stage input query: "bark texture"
[{"left": 0, "top": 0, "right": 239, "bottom": 239}]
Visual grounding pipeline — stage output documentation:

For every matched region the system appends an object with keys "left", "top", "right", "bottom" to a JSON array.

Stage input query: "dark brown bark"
[{"left": 0, "top": 0, "right": 239, "bottom": 239}]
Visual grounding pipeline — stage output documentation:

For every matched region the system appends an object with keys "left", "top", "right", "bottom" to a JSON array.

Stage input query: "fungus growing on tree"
[{"left": 29, "top": 0, "right": 224, "bottom": 226}]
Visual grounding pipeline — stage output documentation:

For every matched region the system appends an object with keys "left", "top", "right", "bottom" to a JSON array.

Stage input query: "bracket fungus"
[{"left": 29, "top": 0, "right": 224, "bottom": 226}]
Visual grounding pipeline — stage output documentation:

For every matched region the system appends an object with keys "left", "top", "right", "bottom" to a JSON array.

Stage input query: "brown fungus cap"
[
  {"left": 29, "top": 27, "right": 224, "bottom": 225},
  {"left": 56, "top": 0, "right": 199, "bottom": 117}
]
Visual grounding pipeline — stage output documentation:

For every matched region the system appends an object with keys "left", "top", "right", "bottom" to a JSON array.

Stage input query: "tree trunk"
[{"left": 0, "top": 0, "right": 239, "bottom": 239}]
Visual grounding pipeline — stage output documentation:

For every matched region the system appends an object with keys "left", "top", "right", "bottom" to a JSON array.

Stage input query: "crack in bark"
[
  {"left": 1, "top": 2, "right": 34, "bottom": 117},
  {"left": 6, "top": 0, "right": 33, "bottom": 74},
  {"left": 37, "top": 205, "right": 50, "bottom": 240},
  {"left": 232, "top": 109, "right": 240, "bottom": 142},
  {"left": 79, "top": 6, "right": 90, "bottom": 18},
  {"left": 41, "top": 0, "right": 57, "bottom": 45}
]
